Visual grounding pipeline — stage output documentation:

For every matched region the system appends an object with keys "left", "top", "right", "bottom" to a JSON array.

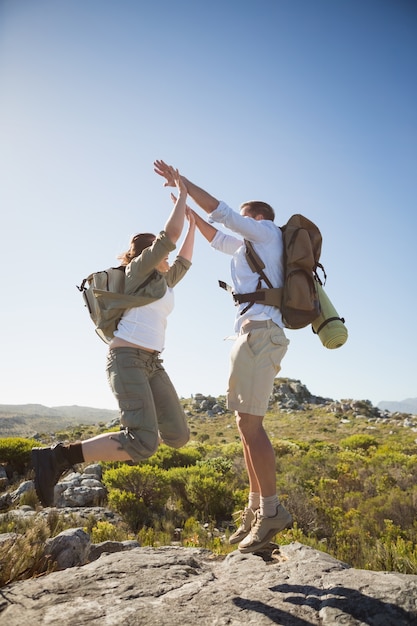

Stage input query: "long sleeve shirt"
[
  {"left": 93, "top": 231, "right": 191, "bottom": 343},
  {"left": 210, "top": 201, "right": 284, "bottom": 332}
]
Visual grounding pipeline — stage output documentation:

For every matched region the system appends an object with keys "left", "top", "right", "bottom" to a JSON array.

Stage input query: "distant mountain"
[
  {"left": 378, "top": 398, "right": 417, "bottom": 415},
  {"left": 2, "top": 390, "right": 416, "bottom": 440},
  {"left": 0, "top": 404, "right": 118, "bottom": 438}
]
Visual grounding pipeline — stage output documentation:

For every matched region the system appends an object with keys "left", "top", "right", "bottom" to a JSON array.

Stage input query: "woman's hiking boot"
[
  {"left": 31, "top": 443, "right": 72, "bottom": 507},
  {"left": 229, "top": 507, "right": 257, "bottom": 544}
]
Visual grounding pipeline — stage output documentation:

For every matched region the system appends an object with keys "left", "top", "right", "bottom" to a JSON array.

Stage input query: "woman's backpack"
[
  {"left": 77, "top": 267, "right": 126, "bottom": 343},
  {"left": 77, "top": 267, "right": 160, "bottom": 343}
]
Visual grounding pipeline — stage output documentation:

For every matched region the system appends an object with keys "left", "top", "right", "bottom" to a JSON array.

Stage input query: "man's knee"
[{"left": 236, "top": 412, "right": 264, "bottom": 438}]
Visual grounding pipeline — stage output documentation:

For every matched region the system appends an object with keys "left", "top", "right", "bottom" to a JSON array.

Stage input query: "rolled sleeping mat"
[{"left": 312, "top": 283, "right": 348, "bottom": 349}]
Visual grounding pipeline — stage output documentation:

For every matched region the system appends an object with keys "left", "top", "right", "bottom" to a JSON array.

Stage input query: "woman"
[{"left": 32, "top": 167, "right": 195, "bottom": 507}]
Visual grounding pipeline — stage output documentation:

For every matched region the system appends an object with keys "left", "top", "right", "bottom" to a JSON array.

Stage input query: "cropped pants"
[{"left": 106, "top": 347, "right": 190, "bottom": 462}]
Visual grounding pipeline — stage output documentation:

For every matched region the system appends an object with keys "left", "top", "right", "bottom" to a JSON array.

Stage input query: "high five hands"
[{"left": 154, "top": 160, "right": 177, "bottom": 187}]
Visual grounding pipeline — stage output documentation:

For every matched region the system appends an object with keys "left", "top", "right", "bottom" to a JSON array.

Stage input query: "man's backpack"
[
  {"left": 77, "top": 267, "right": 126, "bottom": 343},
  {"left": 226, "top": 214, "right": 326, "bottom": 330}
]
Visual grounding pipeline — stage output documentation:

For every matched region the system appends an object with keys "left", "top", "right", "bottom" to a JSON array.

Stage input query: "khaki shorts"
[{"left": 227, "top": 320, "right": 289, "bottom": 416}]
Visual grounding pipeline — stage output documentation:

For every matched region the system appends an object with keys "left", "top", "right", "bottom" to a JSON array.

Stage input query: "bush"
[
  {"left": 103, "top": 464, "right": 170, "bottom": 508},
  {"left": 103, "top": 465, "right": 171, "bottom": 531},
  {"left": 340, "top": 434, "right": 378, "bottom": 452},
  {"left": 107, "top": 489, "right": 149, "bottom": 530},
  {"left": 144, "top": 444, "right": 202, "bottom": 470},
  {"left": 163, "top": 464, "right": 237, "bottom": 523},
  {"left": 0, "top": 437, "right": 39, "bottom": 476},
  {"left": 196, "top": 456, "right": 233, "bottom": 475},
  {"left": 90, "top": 520, "right": 129, "bottom": 543},
  {"left": 186, "top": 471, "right": 234, "bottom": 521}
]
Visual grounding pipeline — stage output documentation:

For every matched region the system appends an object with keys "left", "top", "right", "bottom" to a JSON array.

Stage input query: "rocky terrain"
[
  {"left": 1, "top": 379, "right": 417, "bottom": 625},
  {"left": 1, "top": 542, "right": 416, "bottom": 625},
  {"left": 1, "top": 460, "right": 417, "bottom": 625}
]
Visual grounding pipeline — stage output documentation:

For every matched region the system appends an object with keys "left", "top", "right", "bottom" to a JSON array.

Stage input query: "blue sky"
[{"left": 1, "top": 0, "right": 416, "bottom": 410}]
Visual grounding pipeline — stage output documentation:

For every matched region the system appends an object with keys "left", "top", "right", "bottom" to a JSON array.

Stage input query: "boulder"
[
  {"left": 44, "top": 527, "right": 91, "bottom": 570},
  {"left": 1, "top": 542, "right": 416, "bottom": 625}
]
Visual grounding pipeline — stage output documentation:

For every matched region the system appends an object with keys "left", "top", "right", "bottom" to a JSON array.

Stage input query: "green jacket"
[{"left": 94, "top": 231, "right": 191, "bottom": 342}]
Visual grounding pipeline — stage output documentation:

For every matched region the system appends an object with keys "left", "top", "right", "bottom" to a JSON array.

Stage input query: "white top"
[
  {"left": 114, "top": 287, "right": 175, "bottom": 352},
  {"left": 210, "top": 201, "right": 284, "bottom": 332}
]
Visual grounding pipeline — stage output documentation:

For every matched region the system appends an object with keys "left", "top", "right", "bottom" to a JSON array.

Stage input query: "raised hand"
[
  {"left": 185, "top": 206, "right": 196, "bottom": 227},
  {"left": 170, "top": 192, "right": 191, "bottom": 209},
  {"left": 172, "top": 168, "right": 187, "bottom": 196},
  {"left": 154, "top": 160, "right": 176, "bottom": 187}
]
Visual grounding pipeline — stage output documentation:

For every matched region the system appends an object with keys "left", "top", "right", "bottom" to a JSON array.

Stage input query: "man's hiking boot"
[
  {"left": 238, "top": 504, "right": 292, "bottom": 553},
  {"left": 31, "top": 443, "right": 72, "bottom": 507},
  {"left": 229, "top": 507, "right": 257, "bottom": 544}
]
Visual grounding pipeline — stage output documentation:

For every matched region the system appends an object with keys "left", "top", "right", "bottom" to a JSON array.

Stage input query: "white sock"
[
  {"left": 248, "top": 492, "right": 260, "bottom": 511},
  {"left": 260, "top": 495, "right": 279, "bottom": 517}
]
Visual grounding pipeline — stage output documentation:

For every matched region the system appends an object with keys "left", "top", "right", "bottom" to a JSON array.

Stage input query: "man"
[{"left": 154, "top": 160, "right": 292, "bottom": 553}]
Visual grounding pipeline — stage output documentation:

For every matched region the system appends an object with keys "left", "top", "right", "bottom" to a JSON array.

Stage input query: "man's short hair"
[{"left": 240, "top": 201, "right": 275, "bottom": 221}]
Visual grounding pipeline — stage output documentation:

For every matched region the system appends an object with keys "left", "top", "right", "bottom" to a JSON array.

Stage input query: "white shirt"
[
  {"left": 210, "top": 201, "right": 284, "bottom": 332},
  {"left": 114, "top": 287, "right": 175, "bottom": 352}
]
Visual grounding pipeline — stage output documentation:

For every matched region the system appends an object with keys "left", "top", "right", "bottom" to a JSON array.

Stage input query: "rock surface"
[{"left": 1, "top": 542, "right": 416, "bottom": 625}]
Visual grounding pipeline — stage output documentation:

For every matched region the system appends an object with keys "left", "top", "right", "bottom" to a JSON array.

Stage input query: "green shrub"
[
  {"left": 103, "top": 464, "right": 170, "bottom": 508},
  {"left": 216, "top": 442, "right": 242, "bottom": 458},
  {"left": 186, "top": 473, "right": 233, "bottom": 522},
  {"left": 107, "top": 489, "right": 149, "bottom": 530},
  {"left": 340, "top": 434, "right": 378, "bottom": 452},
  {"left": 0, "top": 437, "right": 39, "bottom": 475},
  {"left": 90, "top": 520, "right": 129, "bottom": 543},
  {"left": 273, "top": 439, "right": 302, "bottom": 456},
  {"left": 103, "top": 465, "right": 171, "bottom": 531},
  {"left": 137, "top": 525, "right": 172, "bottom": 547},
  {"left": 196, "top": 456, "right": 233, "bottom": 475},
  {"left": 165, "top": 464, "right": 236, "bottom": 522},
  {"left": 164, "top": 466, "right": 190, "bottom": 504},
  {"left": 144, "top": 444, "right": 202, "bottom": 470}
]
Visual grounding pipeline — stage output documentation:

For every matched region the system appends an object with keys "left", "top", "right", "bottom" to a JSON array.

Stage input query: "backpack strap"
[
  {"left": 239, "top": 240, "right": 275, "bottom": 313},
  {"left": 313, "top": 315, "right": 345, "bottom": 335},
  {"left": 218, "top": 280, "right": 234, "bottom": 294},
  {"left": 244, "top": 240, "right": 274, "bottom": 289},
  {"left": 314, "top": 261, "right": 326, "bottom": 286},
  {"left": 135, "top": 269, "right": 158, "bottom": 291},
  {"left": 218, "top": 241, "right": 278, "bottom": 314},
  {"left": 76, "top": 266, "right": 125, "bottom": 293}
]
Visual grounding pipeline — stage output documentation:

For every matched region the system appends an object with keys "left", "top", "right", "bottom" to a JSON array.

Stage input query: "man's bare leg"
[{"left": 236, "top": 412, "right": 276, "bottom": 497}]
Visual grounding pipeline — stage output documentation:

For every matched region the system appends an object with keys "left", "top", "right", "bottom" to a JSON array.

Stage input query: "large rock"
[
  {"left": 44, "top": 528, "right": 91, "bottom": 570},
  {"left": 1, "top": 542, "right": 416, "bottom": 625}
]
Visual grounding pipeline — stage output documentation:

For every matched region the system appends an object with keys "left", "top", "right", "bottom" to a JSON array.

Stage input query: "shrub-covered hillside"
[{"left": 1, "top": 378, "right": 417, "bottom": 585}]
